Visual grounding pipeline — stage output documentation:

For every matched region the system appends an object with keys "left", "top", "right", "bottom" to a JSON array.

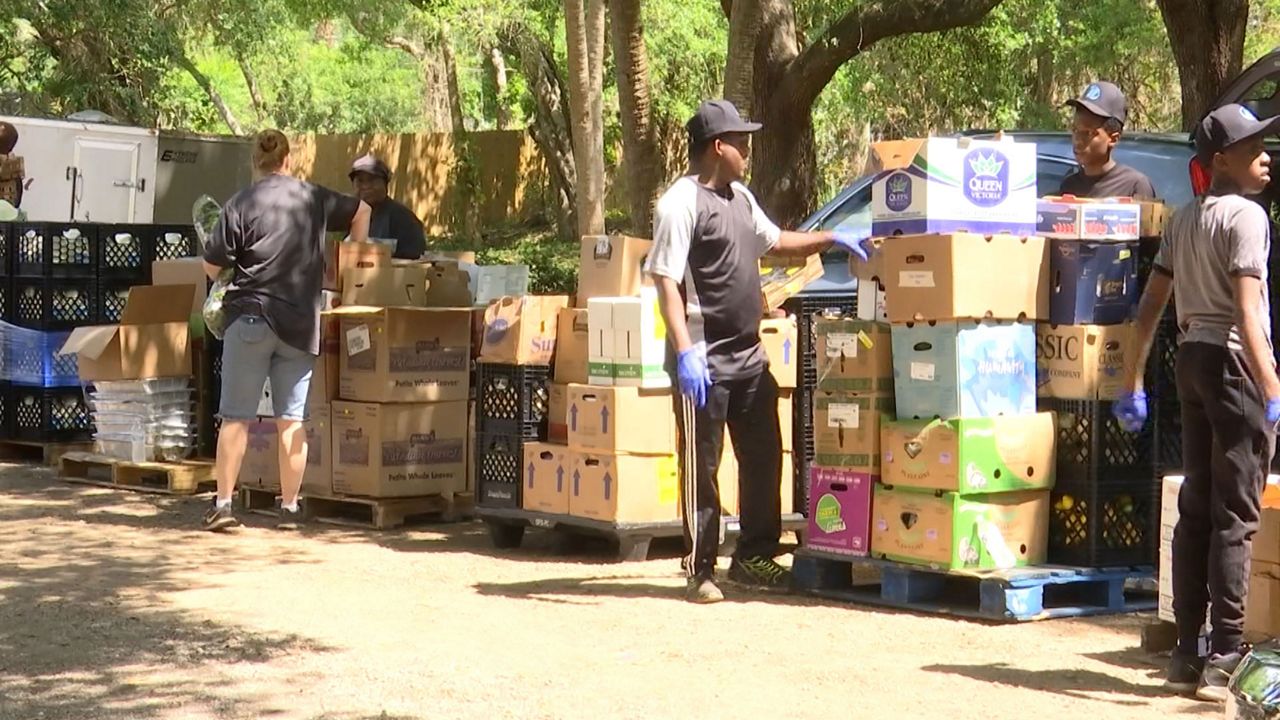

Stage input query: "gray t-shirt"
[
  {"left": 204, "top": 174, "right": 360, "bottom": 355},
  {"left": 644, "top": 177, "right": 781, "bottom": 380},
  {"left": 1154, "top": 193, "right": 1272, "bottom": 351}
]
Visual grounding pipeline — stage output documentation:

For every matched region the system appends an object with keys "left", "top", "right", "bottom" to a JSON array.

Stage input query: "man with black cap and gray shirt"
[
  {"left": 645, "top": 99, "right": 874, "bottom": 604},
  {"left": 1059, "top": 81, "right": 1157, "bottom": 199},
  {"left": 349, "top": 154, "right": 426, "bottom": 259},
  {"left": 1115, "top": 103, "right": 1280, "bottom": 702}
]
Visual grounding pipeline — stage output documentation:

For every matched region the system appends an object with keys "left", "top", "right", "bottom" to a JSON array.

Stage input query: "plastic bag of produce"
[{"left": 193, "top": 195, "right": 233, "bottom": 339}]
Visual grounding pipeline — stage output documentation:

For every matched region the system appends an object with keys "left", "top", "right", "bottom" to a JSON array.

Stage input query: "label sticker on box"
[
  {"left": 827, "top": 403, "right": 860, "bottom": 428},
  {"left": 346, "top": 325, "right": 371, "bottom": 356},
  {"left": 910, "top": 362, "right": 936, "bottom": 381},
  {"left": 899, "top": 270, "right": 935, "bottom": 288},
  {"left": 826, "top": 333, "right": 859, "bottom": 358}
]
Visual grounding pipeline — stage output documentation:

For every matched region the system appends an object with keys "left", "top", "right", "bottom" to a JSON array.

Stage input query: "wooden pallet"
[
  {"left": 58, "top": 452, "right": 216, "bottom": 495},
  {"left": 0, "top": 440, "right": 93, "bottom": 467},
  {"left": 237, "top": 486, "right": 474, "bottom": 529},
  {"left": 475, "top": 506, "right": 808, "bottom": 562},
  {"left": 791, "top": 548, "right": 1157, "bottom": 622}
]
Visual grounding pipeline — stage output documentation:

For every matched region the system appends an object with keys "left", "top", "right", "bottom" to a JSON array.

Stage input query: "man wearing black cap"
[
  {"left": 1058, "top": 81, "right": 1157, "bottom": 199},
  {"left": 349, "top": 154, "right": 426, "bottom": 259},
  {"left": 645, "top": 99, "right": 873, "bottom": 604},
  {"left": 1115, "top": 103, "right": 1280, "bottom": 702}
]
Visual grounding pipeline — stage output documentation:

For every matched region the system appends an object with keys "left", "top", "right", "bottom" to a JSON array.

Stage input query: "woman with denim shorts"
[{"left": 201, "top": 129, "right": 371, "bottom": 531}]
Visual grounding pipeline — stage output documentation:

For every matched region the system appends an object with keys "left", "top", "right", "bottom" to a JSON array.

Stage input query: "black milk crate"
[
  {"left": 475, "top": 363, "right": 550, "bottom": 439},
  {"left": 97, "top": 282, "right": 134, "bottom": 324},
  {"left": 0, "top": 275, "right": 10, "bottom": 322},
  {"left": 96, "top": 225, "right": 153, "bottom": 283},
  {"left": 1145, "top": 308, "right": 1179, "bottom": 403},
  {"left": 475, "top": 430, "right": 525, "bottom": 509},
  {"left": 198, "top": 337, "right": 223, "bottom": 457},
  {"left": 10, "top": 385, "right": 92, "bottom": 443},
  {"left": 1152, "top": 399, "right": 1182, "bottom": 475},
  {"left": 1043, "top": 398, "right": 1154, "bottom": 482},
  {"left": 148, "top": 224, "right": 200, "bottom": 262},
  {"left": 4, "top": 328, "right": 78, "bottom": 387},
  {"left": 0, "top": 222, "right": 12, "bottom": 276},
  {"left": 11, "top": 278, "right": 97, "bottom": 330},
  {"left": 12, "top": 222, "right": 98, "bottom": 278},
  {"left": 0, "top": 381, "right": 11, "bottom": 438},
  {"left": 1049, "top": 472, "right": 1160, "bottom": 567}
]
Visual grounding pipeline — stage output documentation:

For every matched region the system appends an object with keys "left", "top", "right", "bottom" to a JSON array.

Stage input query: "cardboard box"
[
  {"left": 880, "top": 233, "right": 1049, "bottom": 323},
  {"left": 566, "top": 385, "right": 675, "bottom": 455},
  {"left": 870, "top": 137, "right": 1038, "bottom": 237},
  {"left": 152, "top": 257, "right": 208, "bottom": 318},
  {"left": 554, "top": 308, "right": 590, "bottom": 385},
  {"left": 1048, "top": 239, "right": 1139, "bottom": 326},
  {"left": 331, "top": 400, "right": 468, "bottom": 498},
  {"left": 1257, "top": 507, "right": 1280, "bottom": 566},
  {"left": 813, "top": 393, "right": 895, "bottom": 472},
  {"left": 1159, "top": 475, "right": 1180, "bottom": 623},
  {"left": 814, "top": 319, "right": 893, "bottom": 394},
  {"left": 806, "top": 467, "right": 875, "bottom": 556},
  {"left": 612, "top": 288, "right": 669, "bottom": 388},
  {"left": 577, "top": 235, "right": 652, "bottom": 305},
  {"left": 1140, "top": 202, "right": 1169, "bottom": 238},
  {"left": 1036, "top": 197, "right": 1140, "bottom": 240},
  {"left": 548, "top": 382, "right": 569, "bottom": 444},
  {"left": 870, "top": 485, "right": 1049, "bottom": 570},
  {"left": 478, "top": 295, "right": 570, "bottom": 365},
  {"left": 308, "top": 313, "right": 341, "bottom": 408},
  {"left": 1036, "top": 323, "right": 1134, "bottom": 400},
  {"left": 587, "top": 298, "right": 615, "bottom": 385},
  {"left": 302, "top": 403, "right": 333, "bottom": 497},
  {"left": 239, "top": 418, "right": 280, "bottom": 491},
  {"left": 760, "top": 254, "right": 824, "bottom": 313},
  {"left": 334, "top": 306, "right": 471, "bottom": 403},
  {"left": 777, "top": 390, "right": 794, "bottom": 453},
  {"left": 890, "top": 319, "right": 1036, "bottom": 420},
  {"left": 59, "top": 284, "right": 193, "bottom": 382},
  {"left": 881, "top": 413, "right": 1056, "bottom": 494},
  {"left": 567, "top": 451, "right": 679, "bottom": 523},
  {"left": 1246, "top": 561, "right": 1280, "bottom": 641},
  {"left": 423, "top": 262, "right": 475, "bottom": 308},
  {"left": 332, "top": 241, "right": 391, "bottom": 292},
  {"left": 522, "top": 442, "right": 572, "bottom": 514},
  {"left": 760, "top": 317, "right": 798, "bottom": 389},
  {"left": 718, "top": 435, "right": 739, "bottom": 515},
  {"left": 341, "top": 266, "right": 427, "bottom": 307},
  {"left": 852, "top": 247, "right": 889, "bottom": 322}
]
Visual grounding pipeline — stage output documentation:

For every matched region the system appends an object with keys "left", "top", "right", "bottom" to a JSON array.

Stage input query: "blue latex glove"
[
  {"left": 676, "top": 347, "right": 713, "bottom": 409},
  {"left": 832, "top": 229, "right": 875, "bottom": 263},
  {"left": 1113, "top": 390, "right": 1148, "bottom": 433},
  {"left": 1267, "top": 398, "right": 1280, "bottom": 425}
]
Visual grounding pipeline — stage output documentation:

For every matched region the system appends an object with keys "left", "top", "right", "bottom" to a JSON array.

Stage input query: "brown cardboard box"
[
  {"left": 308, "top": 314, "right": 341, "bottom": 408},
  {"left": 302, "top": 404, "right": 333, "bottom": 497},
  {"left": 566, "top": 385, "right": 676, "bottom": 455},
  {"left": 548, "top": 382, "right": 569, "bottom": 444},
  {"left": 341, "top": 266, "right": 427, "bottom": 307},
  {"left": 851, "top": 243, "right": 889, "bottom": 322},
  {"left": 870, "top": 486, "right": 1049, "bottom": 570},
  {"left": 58, "top": 285, "right": 193, "bottom": 382},
  {"left": 479, "top": 295, "right": 571, "bottom": 365},
  {"left": 522, "top": 442, "right": 572, "bottom": 514},
  {"left": 760, "top": 254, "right": 824, "bottom": 312},
  {"left": 719, "top": 437, "right": 794, "bottom": 516},
  {"left": 331, "top": 241, "right": 391, "bottom": 292},
  {"left": 577, "top": 235, "right": 652, "bottom": 306},
  {"left": 567, "top": 451, "right": 679, "bottom": 523},
  {"left": 777, "top": 390, "right": 794, "bottom": 453},
  {"left": 1246, "top": 561, "right": 1280, "bottom": 641},
  {"left": 813, "top": 393, "right": 895, "bottom": 473},
  {"left": 881, "top": 233, "right": 1049, "bottom": 323},
  {"left": 335, "top": 306, "right": 471, "bottom": 403},
  {"left": 422, "top": 263, "right": 474, "bottom": 308},
  {"left": 1140, "top": 202, "right": 1168, "bottom": 238},
  {"left": 814, "top": 319, "right": 893, "bottom": 394},
  {"left": 760, "top": 317, "right": 798, "bottom": 388},
  {"left": 331, "top": 400, "right": 468, "bottom": 498},
  {"left": 554, "top": 308, "right": 590, "bottom": 385},
  {"left": 1256, "top": 508, "right": 1280, "bottom": 566},
  {"left": 1036, "top": 323, "right": 1134, "bottom": 400},
  {"left": 881, "top": 414, "right": 1057, "bottom": 494},
  {"left": 152, "top": 257, "right": 208, "bottom": 316},
  {"left": 239, "top": 418, "right": 280, "bottom": 492}
]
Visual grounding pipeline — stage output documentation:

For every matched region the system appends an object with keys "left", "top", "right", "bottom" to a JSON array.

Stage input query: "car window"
[
  {"left": 1037, "top": 157, "right": 1077, "bottom": 196},
  {"left": 816, "top": 184, "right": 872, "bottom": 234}
]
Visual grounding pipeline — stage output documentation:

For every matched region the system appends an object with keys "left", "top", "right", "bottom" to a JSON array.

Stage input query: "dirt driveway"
[{"left": 0, "top": 464, "right": 1219, "bottom": 720}]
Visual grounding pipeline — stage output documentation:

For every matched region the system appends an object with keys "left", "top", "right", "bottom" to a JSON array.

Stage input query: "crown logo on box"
[
  {"left": 968, "top": 152, "right": 1005, "bottom": 178},
  {"left": 888, "top": 175, "right": 910, "bottom": 193}
]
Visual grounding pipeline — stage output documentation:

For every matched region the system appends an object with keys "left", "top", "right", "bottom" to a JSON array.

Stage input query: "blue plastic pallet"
[{"left": 791, "top": 548, "right": 1156, "bottom": 622}]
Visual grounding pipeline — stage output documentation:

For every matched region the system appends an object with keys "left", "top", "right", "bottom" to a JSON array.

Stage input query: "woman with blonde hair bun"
[{"left": 201, "top": 129, "right": 371, "bottom": 532}]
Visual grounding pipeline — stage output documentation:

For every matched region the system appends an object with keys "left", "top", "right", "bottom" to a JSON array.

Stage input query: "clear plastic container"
[
  {"left": 89, "top": 396, "right": 193, "bottom": 415},
  {"left": 92, "top": 378, "right": 191, "bottom": 397},
  {"left": 94, "top": 434, "right": 150, "bottom": 463}
]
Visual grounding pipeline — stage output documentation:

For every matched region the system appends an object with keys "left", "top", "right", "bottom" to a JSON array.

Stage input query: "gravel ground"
[{"left": 0, "top": 463, "right": 1219, "bottom": 720}]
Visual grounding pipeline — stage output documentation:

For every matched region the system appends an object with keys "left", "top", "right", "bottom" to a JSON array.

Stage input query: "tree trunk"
[
  {"left": 490, "top": 47, "right": 512, "bottom": 130},
  {"left": 237, "top": 54, "right": 268, "bottom": 123},
  {"left": 609, "top": 0, "right": 662, "bottom": 234},
  {"left": 175, "top": 54, "right": 244, "bottom": 135},
  {"left": 1154, "top": 0, "right": 1248, "bottom": 130},
  {"left": 723, "top": 0, "right": 764, "bottom": 114},
  {"left": 564, "top": 0, "right": 607, "bottom": 237}
]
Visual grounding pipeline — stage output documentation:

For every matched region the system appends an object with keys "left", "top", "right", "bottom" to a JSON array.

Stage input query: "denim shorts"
[{"left": 219, "top": 315, "right": 316, "bottom": 422}]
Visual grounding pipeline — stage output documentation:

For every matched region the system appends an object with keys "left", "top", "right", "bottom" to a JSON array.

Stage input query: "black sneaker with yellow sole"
[{"left": 727, "top": 556, "right": 791, "bottom": 589}]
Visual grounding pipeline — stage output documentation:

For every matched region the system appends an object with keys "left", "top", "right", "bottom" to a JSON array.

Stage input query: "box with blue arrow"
[
  {"left": 565, "top": 384, "right": 675, "bottom": 455},
  {"left": 567, "top": 450, "right": 679, "bottom": 523},
  {"left": 522, "top": 442, "right": 571, "bottom": 515}
]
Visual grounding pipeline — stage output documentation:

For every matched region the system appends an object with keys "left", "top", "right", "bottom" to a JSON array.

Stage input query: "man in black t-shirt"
[
  {"left": 349, "top": 154, "right": 427, "bottom": 259},
  {"left": 1059, "top": 81, "right": 1158, "bottom": 199},
  {"left": 645, "top": 100, "right": 873, "bottom": 604}
]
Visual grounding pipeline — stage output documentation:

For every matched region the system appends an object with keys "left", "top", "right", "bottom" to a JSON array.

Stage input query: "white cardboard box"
[
  {"left": 587, "top": 298, "right": 615, "bottom": 386},
  {"left": 611, "top": 289, "right": 669, "bottom": 389}
]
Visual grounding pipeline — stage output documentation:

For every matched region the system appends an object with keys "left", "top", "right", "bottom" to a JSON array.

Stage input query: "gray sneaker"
[
  {"left": 202, "top": 504, "right": 240, "bottom": 532},
  {"left": 685, "top": 575, "right": 724, "bottom": 604},
  {"left": 1196, "top": 650, "right": 1245, "bottom": 703}
]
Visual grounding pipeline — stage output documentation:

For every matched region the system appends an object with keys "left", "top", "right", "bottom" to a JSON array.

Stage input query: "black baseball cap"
[
  {"left": 1066, "top": 81, "right": 1128, "bottom": 126},
  {"left": 1195, "top": 104, "right": 1280, "bottom": 164},
  {"left": 686, "top": 100, "right": 762, "bottom": 146},
  {"left": 348, "top": 154, "right": 391, "bottom": 181}
]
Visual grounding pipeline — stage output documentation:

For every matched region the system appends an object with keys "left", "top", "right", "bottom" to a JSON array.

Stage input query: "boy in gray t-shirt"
[{"left": 1118, "top": 104, "right": 1280, "bottom": 702}]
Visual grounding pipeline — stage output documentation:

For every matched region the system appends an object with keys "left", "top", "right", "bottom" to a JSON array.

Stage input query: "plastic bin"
[
  {"left": 11, "top": 278, "right": 98, "bottom": 330},
  {"left": 12, "top": 223, "right": 97, "bottom": 278},
  {"left": 475, "top": 363, "right": 550, "bottom": 439}
]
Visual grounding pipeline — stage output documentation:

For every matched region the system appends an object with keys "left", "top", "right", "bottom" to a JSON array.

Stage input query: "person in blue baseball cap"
[
  {"left": 1059, "top": 81, "right": 1157, "bottom": 199},
  {"left": 1116, "top": 102, "right": 1280, "bottom": 702}
]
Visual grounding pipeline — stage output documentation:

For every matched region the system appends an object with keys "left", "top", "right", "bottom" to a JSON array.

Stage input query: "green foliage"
[{"left": 431, "top": 223, "right": 579, "bottom": 294}]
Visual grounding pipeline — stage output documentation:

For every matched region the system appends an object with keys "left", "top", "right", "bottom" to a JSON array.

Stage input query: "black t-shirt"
[
  {"left": 204, "top": 174, "right": 360, "bottom": 355},
  {"left": 370, "top": 197, "right": 426, "bottom": 260},
  {"left": 1058, "top": 163, "right": 1157, "bottom": 199}
]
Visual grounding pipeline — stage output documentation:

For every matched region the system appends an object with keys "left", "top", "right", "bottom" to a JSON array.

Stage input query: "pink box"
[{"left": 806, "top": 467, "right": 875, "bottom": 556}]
